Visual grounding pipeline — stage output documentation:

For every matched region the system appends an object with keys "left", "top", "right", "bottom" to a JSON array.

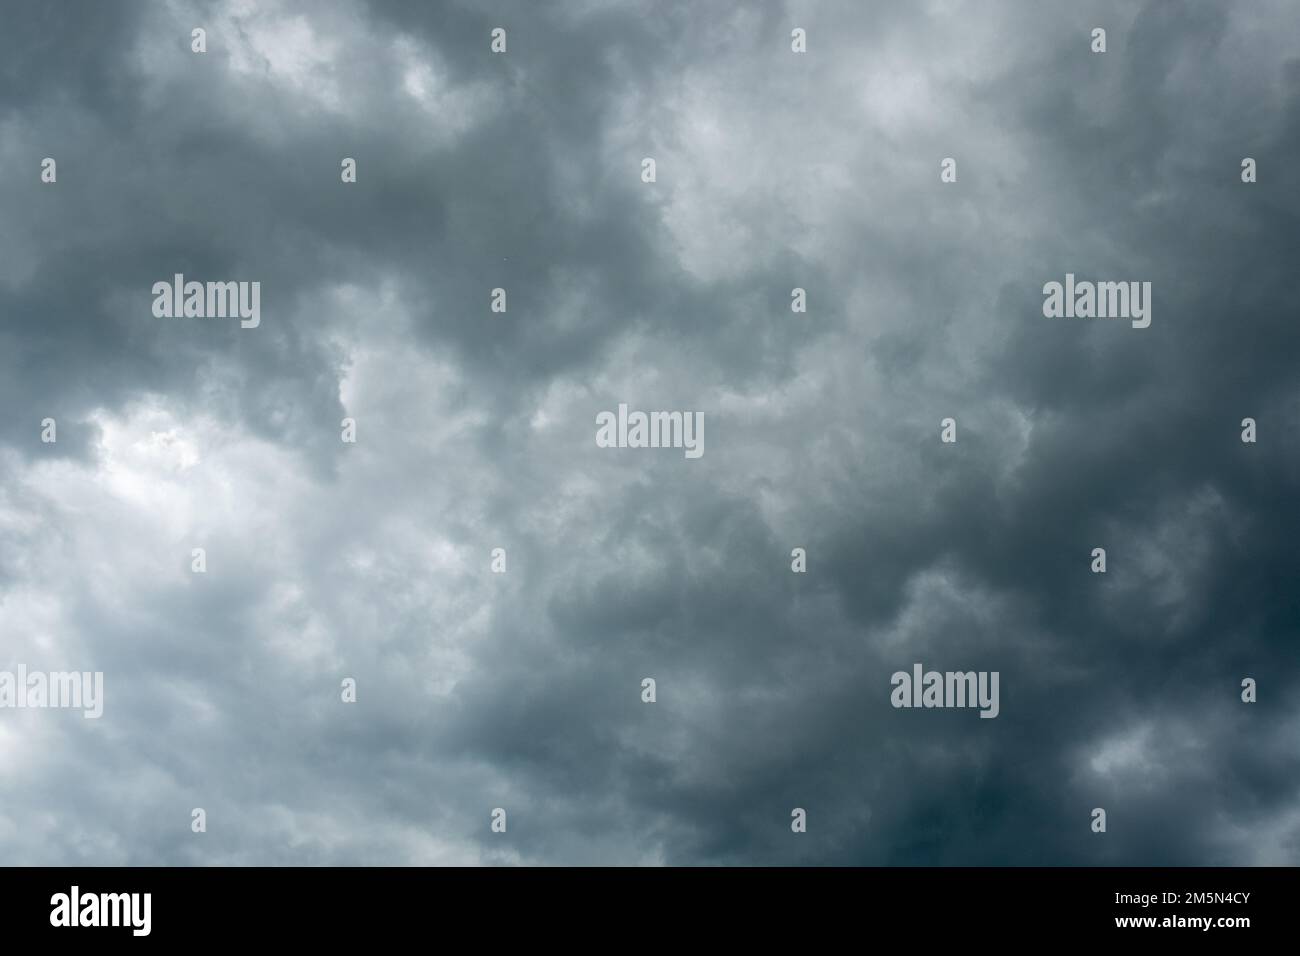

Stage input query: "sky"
[{"left": 0, "top": 0, "right": 1297, "bottom": 865}]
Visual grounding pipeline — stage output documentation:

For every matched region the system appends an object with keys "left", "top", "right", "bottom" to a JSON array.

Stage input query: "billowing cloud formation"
[{"left": 1, "top": 0, "right": 1297, "bottom": 865}]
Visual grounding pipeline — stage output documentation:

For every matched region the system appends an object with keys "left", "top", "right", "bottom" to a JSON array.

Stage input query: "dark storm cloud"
[{"left": 0, "top": 0, "right": 1296, "bottom": 865}]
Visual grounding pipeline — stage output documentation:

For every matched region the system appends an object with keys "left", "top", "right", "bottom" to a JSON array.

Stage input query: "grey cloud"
[{"left": 0, "top": 0, "right": 1296, "bottom": 866}]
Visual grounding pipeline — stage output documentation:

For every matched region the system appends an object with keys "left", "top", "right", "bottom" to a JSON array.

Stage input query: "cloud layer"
[{"left": 1, "top": 0, "right": 1297, "bottom": 865}]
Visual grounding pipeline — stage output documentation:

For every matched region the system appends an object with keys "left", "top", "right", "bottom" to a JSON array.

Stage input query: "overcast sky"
[{"left": 1, "top": 0, "right": 1297, "bottom": 865}]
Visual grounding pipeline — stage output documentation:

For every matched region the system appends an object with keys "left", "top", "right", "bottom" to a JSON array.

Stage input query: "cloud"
[{"left": 0, "top": 0, "right": 1296, "bottom": 865}]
